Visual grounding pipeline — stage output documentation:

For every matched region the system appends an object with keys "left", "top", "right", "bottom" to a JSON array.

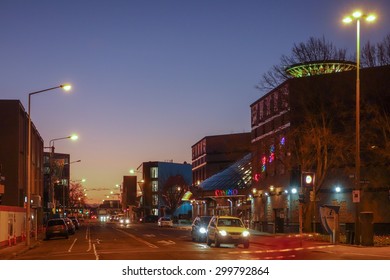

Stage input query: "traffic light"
[{"left": 302, "top": 172, "right": 315, "bottom": 188}]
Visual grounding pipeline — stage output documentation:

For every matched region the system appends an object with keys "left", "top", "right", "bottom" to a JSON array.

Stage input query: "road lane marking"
[
  {"left": 86, "top": 225, "right": 92, "bottom": 252},
  {"left": 93, "top": 243, "right": 99, "bottom": 260},
  {"left": 227, "top": 244, "right": 335, "bottom": 254},
  {"left": 157, "top": 240, "right": 176, "bottom": 245},
  {"left": 116, "top": 228, "right": 158, "bottom": 248},
  {"left": 68, "top": 238, "right": 78, "bottom": 252},
  {"left": 85, "top": 226, "right": 89, "bottom": 239}
]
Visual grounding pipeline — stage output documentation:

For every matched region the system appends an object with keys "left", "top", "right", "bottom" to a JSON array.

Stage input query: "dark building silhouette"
[{"left": 0, "top": 100, "right": 44, "bottom": 207}]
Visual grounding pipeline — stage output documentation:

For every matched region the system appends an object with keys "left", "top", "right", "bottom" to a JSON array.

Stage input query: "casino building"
[{"left": 193, "top": 63, "right": 390, "bottom": 235}]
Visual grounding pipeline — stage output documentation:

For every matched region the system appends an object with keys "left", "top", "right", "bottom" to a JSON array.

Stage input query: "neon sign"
[{"left": 215, "top": 189, "right": 239, "bottom": 196}]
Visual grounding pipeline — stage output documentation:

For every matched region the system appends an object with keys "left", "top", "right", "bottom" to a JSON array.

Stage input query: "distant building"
[
  {"left": 122, "top": 175, "right": 137, "bottom": 208},
  {"left": 43, "top": 152, "right": 71, "bottom": 217},
  {"left": 136, "top": 161, "right": 192, "bottom": 218},
  {"left": 191, "top": 133, "right": 251, "bottom": 186}
]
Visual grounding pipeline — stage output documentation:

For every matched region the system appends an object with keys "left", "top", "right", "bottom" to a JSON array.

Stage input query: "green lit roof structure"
[
  {"left": 199, "top": 153, "right": 252, "bottom": 191},
  {"left": 285, "top": 60, "right": 356, "bottom": 78}
]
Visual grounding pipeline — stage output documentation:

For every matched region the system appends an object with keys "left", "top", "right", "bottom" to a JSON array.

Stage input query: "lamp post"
[
  {"left": 26, "top": 84, "right": 71, "bottom": 246},
  {"left": 342, "top": 11, "right": 376, "bottom": 245},
  {"left": 62, "top": 160, "right": 81, "bottom": 216},
  {"left": 48, "top": 134, "right": 78, "bottom": 214}
]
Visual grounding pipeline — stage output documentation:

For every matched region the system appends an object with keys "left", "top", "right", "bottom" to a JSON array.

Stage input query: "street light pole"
[
  {"left": 48, "top": 135, "right": 78, "bottom": 215},
  {"left": 342, "top": 11, "right": 376, "bottom": 245},
  {"left": 63, "top": 160, "right": 81, "bottom": 216},
  {"left": 26, "top": 84, "right": 71, "bottom": 246}
]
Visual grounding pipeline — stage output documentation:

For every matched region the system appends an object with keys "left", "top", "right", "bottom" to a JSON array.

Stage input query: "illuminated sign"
[{"left": 215, "top": 189, "right": 239, "bottom": 196}]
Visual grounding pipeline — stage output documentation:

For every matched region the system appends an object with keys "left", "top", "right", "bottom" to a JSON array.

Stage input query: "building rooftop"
[{"left": 199, "top": 153, "right": 252, "bottom": 191}]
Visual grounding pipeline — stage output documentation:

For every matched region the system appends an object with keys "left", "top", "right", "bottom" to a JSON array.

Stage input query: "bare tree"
[
  {"left": 361, "top": 34, "right": 390, "bottom": 67},
  {"left": 256, "top": 36, "right": 348, "bottom": 92},
  {"left": 285, "top": 77, "right": 355, "bottom": 232},
  {"left": 69, "top": 181, "right": 86, "bottom": 215},
  {"left": 161, "top": 175, "right": 188, "bottom": 215}
]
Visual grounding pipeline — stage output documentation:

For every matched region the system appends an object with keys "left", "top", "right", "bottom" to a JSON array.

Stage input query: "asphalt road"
[{"left": 6, "top": 220, "right": 390, "bottom": 260}]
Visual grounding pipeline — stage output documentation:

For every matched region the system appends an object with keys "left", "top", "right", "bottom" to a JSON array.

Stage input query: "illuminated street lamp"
[
  {"left": 342, "top": 10, "right": 376, "bottom": 245},
  {"left": 49, "top": 134, "right": 78, "bottom": 152},
  {"left": 61, "top": 160, "right": 81, "bottom": 215},
  {"left": 48, "top": 134, "right": 78, "bottom": 215},
  {"left": 26, "top": 84, "right": 72, "bottom": 246}
]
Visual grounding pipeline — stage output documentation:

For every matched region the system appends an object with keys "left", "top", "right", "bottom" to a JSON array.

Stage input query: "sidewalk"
[{"left": 0, "top": 237, "right": 43, "bottom": 260}]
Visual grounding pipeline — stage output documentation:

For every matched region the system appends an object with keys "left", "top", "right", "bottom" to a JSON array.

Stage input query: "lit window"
[
  {"left": 152, "top": 181, "right": 158, "bottom": 192},
  {"left": 152, "top": 194, "right": 158, "bottom": 205},
  {"left": 151, "top": 167, "right": 158, "bottom": 178}
]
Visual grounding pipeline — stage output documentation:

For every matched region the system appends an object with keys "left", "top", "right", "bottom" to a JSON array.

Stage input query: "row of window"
[
  {"left": 192, "top": 139, "right": 206, "bottom": 159},
  {"left": 251, "top": 112, "right": 289, "bottom": 141},
  {"left": 251, "top": 85, "right": 289, "bottom": 127}
]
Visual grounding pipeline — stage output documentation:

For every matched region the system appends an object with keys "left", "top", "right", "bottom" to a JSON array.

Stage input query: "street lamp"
[
  {"left": 61, "top": 160, "right": 81, "bottom": 216},
  {"left": 26, "top": 84, "right": 72, "bottom": 246},
  {"left": 48, "top": 134, "right": 78, "bottom": 215},
  {"left": 342, "top": 10, "right": 376, "bottom": 245},
  {"left": 49, "top": 135, "right": 78, "bottom": 152}
]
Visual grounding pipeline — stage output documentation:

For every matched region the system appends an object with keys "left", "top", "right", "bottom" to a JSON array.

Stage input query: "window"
[
  {"left": 265, "top": 96, "right": 271, "bottom": 116},
  {"left": 151, "top": 181, "right": 158, "bottom": 192},
  {"left": 259, "top": 101, "right": 264, "bottom": 120},
  {"left": 152, "top": 194, "right": 158, "bottom": 206},
  {"left": 273, "top": 92, "right": 279, "bottom": 112},
  {"left": 151, "top": 167, "right": 158, "bottom": 178}
]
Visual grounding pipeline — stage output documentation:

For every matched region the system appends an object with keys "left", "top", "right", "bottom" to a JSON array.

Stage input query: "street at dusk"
[
  {"left": 1, "top": 2, "right": 390, "bottom": 280},
  {"left": 1, "top": 1, "right": 390, "bottom": 201},
  {"left": 2, "top": 220, "right": 390, "bottom": 261}
]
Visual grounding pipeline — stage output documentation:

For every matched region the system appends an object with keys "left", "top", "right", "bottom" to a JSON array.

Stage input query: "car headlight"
[
  {"left": 242, "top": 231, "right": 250, "bottom": 237},
  {"left": 219, "top": 230, "right": 227, "bottom": 236},
  {"left": 199, "top": 227, "right": 207, "bottom": 234},
  {"left": 125, "top": 219, "right": 130, "bottom": 223}
]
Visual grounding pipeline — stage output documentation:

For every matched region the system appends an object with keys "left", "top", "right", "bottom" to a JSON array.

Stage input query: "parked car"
[
  {"left": 158, "top": 217, "right": 173, "bottom": 227},
  {"left": 45, "top": 218, "right": 69, "bottom": 240},
  {"left": 206, "top": 216, "right": 250, "bottom": 248},
  {"left": 64, "top": 217, "right": 76, "bottom": 235},
  {"left": 191, "top": 216, "right": 212, "bottom": 242},
  {"left": 69, "top": 216, "right": 80, "bottom": 230}
]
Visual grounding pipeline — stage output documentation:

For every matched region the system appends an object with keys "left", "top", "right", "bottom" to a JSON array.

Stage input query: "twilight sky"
[{"left": 1, "top": 0, "right": 389, "bottom": 204}]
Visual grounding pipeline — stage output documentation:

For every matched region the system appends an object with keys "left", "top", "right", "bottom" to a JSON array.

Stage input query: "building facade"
[
  {"left": 191, "top": 133, "right": 251, "bottom": 186},
  {"left": 0, "top": 100, "right": 44, "bottom": 244},
  {"left": 136, "top": 161, "right": 192, "bottom": 218},
  {"left": 0, "top": 100, "right": 44, "bottom": 208},
  {"left": 193, "top": 65, "right": 390, "bottom": 236},
  {"left": 249, "top": 65, "right": 390, "bottom": 234},
  {"left": 43, "top": 152, "right": 71, "bottom": 218}
]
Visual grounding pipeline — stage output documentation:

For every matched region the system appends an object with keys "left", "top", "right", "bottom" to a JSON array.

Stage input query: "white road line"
[
  {"left": 68, "top": 238, "right": 78, "bottom": 252},
  {"left": 228, "top": 245, "right": 335, "bottom": 254},
  {"left": 86, "top": 225, "right": 92, "bottom": 252},
  {"left": 116, "top": 228, "right": 159, "bottom": 248},
  {"left": 93, "top": 243, "right": 99, "bottom": 260},
  {"left": 85, "top": 226, "right": 89, "bottom": 239}
]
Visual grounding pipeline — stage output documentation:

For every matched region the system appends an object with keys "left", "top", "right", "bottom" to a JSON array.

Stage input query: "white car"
[{"left": 158, "top": 217, "right": 173, "bottom": 227}]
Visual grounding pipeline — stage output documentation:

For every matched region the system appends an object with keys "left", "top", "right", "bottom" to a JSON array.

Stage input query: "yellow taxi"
[{"left": 206, "top": 216, "right": 250, "bottom": 248}]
